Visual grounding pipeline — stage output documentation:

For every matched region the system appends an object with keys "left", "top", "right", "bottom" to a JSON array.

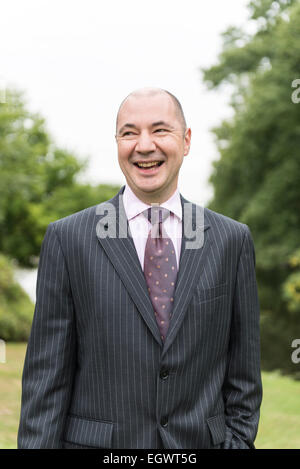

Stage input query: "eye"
[{"left": 154, "top": 129, "right": 168, "bottom": 133}]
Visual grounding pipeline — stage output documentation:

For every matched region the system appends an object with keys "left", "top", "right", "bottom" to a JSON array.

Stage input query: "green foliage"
[
  {"left": 283, "top": 249, "right": 300, "bottom": 313},
  {"left": 0, "top": 88, "right": 121, "bottom": 342},
  {"left": 202, "top": 0, "right": 300, "bottom": 375},
  {"left": 249, "top": 0, "right": 296, "bottom": 21},
  {"left": 0, "top": 89, "right": 120, "bottom": 267},
  {"left": 42, "top": 183, "right": 121, "bottom": 221},
  {"left": 0, "top": 254, "right": 34, "bottom": 341},
  {"left": 0, "top": 89, "right": 84, "bottom": 266}
]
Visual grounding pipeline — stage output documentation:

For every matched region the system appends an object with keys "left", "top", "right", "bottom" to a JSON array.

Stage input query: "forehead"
[{"left": 117, "top": 93, "right": 178, "bottom": 128}]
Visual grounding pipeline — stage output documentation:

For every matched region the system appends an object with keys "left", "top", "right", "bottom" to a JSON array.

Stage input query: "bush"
[{"left": 0, "top": 254, "right": 34, "bottom": 341}]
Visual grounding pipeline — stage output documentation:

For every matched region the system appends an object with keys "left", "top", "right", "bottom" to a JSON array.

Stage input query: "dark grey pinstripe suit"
[{"left": 18, "top": 186, "right": 262, "bottom": 449}]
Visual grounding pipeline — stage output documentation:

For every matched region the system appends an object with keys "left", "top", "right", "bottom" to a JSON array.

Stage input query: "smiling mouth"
[{"left": 134, "top": 161, "right": 164, "bottom": 169}]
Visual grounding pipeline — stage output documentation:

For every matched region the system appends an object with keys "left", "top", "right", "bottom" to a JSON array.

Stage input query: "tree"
[
  {"left": 202, "top": 0, "right": 300, "bottom": 375},
  {"left": 0, "top": 89, "right": 121, "bottom": 341},
  {"left": 0, "top": 89, "right": 120, "bottom": 267},
  {"left": 0, "top": 253, "right": 34, "bottom": 341}
]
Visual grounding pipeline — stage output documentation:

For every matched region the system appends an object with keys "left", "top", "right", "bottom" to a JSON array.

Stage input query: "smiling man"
[
  {"left": 116, "top": 89, "right": 191, "bottom": 204},
  {"left": 18, "top": 87, "right": 262, "bottom": 449}
]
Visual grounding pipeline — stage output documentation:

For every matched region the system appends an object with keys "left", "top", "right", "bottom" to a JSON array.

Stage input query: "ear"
[{"left": 183, "top": 128, "right": 191, "bottom": 156}]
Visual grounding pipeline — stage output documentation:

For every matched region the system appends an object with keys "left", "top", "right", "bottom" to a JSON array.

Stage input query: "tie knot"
[{"left": 144, "top": 206, "right": 170, "bottom": 226}]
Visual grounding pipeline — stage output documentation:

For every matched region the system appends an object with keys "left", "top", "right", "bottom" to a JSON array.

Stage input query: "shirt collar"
[{"left": 123, "top": 184, "right": 182, "bottom": 222}]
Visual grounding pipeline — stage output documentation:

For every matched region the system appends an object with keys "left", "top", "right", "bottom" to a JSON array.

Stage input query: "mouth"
[{"left": 133, "top": 161, "right": 164, "bottom": 172}]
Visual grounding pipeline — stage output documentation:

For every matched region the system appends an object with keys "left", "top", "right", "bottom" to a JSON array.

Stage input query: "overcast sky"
[{"left": 0, "top": 0, "right": 252, "bottom": 211}]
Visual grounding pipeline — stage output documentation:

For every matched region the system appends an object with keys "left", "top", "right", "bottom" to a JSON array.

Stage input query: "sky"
[
  {"left": 1, "top": 0, "right": 250, "bottom": 298},
  {"left": 0, "top": 0, "right": 251, "bottom": 204}
]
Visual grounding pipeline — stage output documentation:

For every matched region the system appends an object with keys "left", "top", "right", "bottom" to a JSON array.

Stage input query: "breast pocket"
[
  {"left": 195, "top": 283, "right": 228, "bottom": 303},
  {"left": 189, "top": 283, "right": 231, "bottom": 354}
]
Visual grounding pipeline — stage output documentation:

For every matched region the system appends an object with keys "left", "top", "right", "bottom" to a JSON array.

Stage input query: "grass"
[
  {"left": 255, "top": 371, "right": 300, "bottom": 449},
  {"left": 0, "top": 343, "right": 299, "bottom": 449},
  {"left": 0, "top": 343, "right": 27, "bottom": 449}
]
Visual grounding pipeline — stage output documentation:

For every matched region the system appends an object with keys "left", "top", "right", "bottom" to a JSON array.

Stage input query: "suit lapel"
[
  {"left": 95, "top": 187, "right": 163, "bottom": 346},
  {"left": 95, "top": 186, "right": 212, "bottom": 351},
  {"left": 162, "top": 195, "right": 212, "bottom": 357}
]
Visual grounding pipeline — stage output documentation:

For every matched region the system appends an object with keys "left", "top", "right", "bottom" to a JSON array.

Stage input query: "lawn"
[
  {"left": 0, "top": 343, "right": 299, "bottom": 449},
  {"left": 0, "top": 343, "right": 27, "bottom": 449}
]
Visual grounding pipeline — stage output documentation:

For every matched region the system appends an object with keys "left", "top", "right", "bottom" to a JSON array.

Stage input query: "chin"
[{"left": 137, "top": 183, "right": 164, "bottom": 193}]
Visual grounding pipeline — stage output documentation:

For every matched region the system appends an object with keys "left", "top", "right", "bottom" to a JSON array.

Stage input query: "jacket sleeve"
[
  {"left": 18, "top": 222, "right": 77, "bottom": 448},
  {"left": 221, "top": 224, "right": 262, "bottom": 449}
]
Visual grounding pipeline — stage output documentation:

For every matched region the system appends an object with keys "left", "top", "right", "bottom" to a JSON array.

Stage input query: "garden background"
[{"left": 1, "top": 0, "right": 300, "bottom": 449}]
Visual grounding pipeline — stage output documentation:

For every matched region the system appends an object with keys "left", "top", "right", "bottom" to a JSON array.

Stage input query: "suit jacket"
[{"left": 18, "top": 186, "right": 262, "bottom": 449}]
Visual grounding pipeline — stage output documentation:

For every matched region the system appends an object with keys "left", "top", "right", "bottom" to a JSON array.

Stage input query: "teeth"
[{"left": 137, "top": 161, "right": 160, "bottom": 168}]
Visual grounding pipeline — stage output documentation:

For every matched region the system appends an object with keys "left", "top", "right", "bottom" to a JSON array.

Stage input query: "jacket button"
[
  {"left": 160, "top": 369, "right": 169, "bottom": 380},
  {"left": 161, "top": 416, "right": 168, "bottom": 427}
]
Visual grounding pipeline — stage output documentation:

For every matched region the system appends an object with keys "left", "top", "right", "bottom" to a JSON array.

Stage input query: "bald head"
[{"left": 116, "top": 87, "right": 187, "bottom": 135}]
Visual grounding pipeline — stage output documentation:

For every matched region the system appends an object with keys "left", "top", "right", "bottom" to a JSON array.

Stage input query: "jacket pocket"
[
  {"left": 206, "top": 414, "right": 226, "bottom": 446},
  {"left": 195, "top": 283, "right": 228, "bottom": 303},
  {"left": 63, "top": 414, "right": 114, "bottom": 448}
]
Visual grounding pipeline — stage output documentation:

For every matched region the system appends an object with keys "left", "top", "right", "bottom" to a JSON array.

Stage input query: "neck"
[{"left": 128, "top": 185, "right": 178, "bottom": 205}]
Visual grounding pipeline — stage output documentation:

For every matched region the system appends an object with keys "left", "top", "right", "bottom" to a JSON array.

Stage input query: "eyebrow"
[{"left": 118, "top": 121, "right": 173, "bottom": 135}]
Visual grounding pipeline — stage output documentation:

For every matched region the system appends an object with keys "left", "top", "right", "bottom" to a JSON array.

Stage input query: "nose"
[{"left": 135, "top": 131, "right": 156, "bottom": 153}]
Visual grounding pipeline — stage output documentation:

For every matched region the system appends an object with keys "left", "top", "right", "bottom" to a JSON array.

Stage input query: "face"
[{"left": 116, "top": 93, "right": 191, "bottom": 204}]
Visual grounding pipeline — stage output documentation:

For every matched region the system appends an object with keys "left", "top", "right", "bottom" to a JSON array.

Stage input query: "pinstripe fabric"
[{"left": 18, "top": 186, "right": 262, "bottom": 449}]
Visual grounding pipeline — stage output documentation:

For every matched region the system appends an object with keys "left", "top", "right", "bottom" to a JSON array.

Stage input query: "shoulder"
[
  {"left": 204, "top": 207, "right": 248, "bottom": 239},
  {"left": 203, "top": 207, "right": 256, "bottom": 261},
  {"left": 181, "top": 193, "right": 247, "bottom": 235},
  {"left": 45, "top": 188, "right": 122, "bottom": 244},
  {"left": 49, "top": 188, "right": 123, "bottom": 234},
  {"left": 50, "top": 204, "right": 100, "bottom": 235},
  {"left": 180, "top": 194, "right": 249, "bottom": 244},
  {"left": 48, "top": 194, "right": 119, "bottom": 243}
]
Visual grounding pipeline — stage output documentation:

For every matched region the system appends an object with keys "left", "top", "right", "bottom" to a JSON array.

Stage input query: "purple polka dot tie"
[{"left": 143, "top": 207, "right": 178, "bottom": 342}]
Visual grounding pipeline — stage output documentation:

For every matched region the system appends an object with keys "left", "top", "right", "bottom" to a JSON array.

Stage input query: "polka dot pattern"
[{"left": 143, "top": 207, "right": 178, "bottom": 342}]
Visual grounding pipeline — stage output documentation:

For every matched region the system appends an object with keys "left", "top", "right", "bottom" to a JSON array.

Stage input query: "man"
[{"left": 18, "top": 88, "right": 262, "bottom": 449}]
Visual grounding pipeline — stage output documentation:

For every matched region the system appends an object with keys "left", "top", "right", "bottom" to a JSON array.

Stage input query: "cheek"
[
  {"left": 118, "top": 142, "right": 136, "bottom": 159},
  {"left": 159, "top": 138, "right": 183, "bottom": 155}
]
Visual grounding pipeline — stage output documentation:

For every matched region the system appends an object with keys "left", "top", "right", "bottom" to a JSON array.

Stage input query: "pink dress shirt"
[{"left": 122, "top": 184, "right": 182, "bottom": 271}]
